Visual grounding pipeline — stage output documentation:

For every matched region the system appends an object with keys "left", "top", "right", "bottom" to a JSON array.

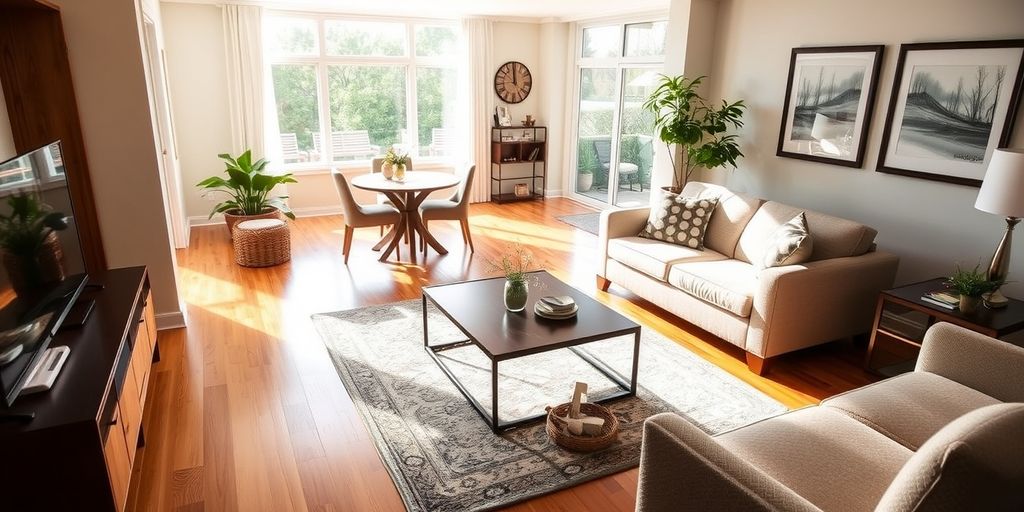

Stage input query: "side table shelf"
[
  {"left": 491, "top": 126, "right": 546, "bottom": 203},
  {"left": 865, "top": 278, "right": 1024, "bottom": 376}
]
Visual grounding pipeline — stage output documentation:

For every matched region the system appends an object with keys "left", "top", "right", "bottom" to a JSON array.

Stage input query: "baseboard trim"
[{"left": 155, "top": 310, "right": 187, "bottom": 330}]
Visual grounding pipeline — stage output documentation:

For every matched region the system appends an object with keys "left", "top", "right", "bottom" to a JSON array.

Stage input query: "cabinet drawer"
[
  {"left": 119, "top": 365, "right": 142, "bottom": 466},
  {"left": 130, "top": 324, "right": 152, "bottom": 404},
  {"left": 103, "top": 404, "right": 131, "bottom": 512}
]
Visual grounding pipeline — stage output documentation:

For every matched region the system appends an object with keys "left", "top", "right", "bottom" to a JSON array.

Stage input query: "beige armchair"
[
  {"left": 636, "top": 322, "right": 1024, "bottom": 511},
  {"left": 419, "top": 165, "right": 476, "bottom": 255},
  {"left": 331, "top": 170, "right": 400, "bottom": 264}
]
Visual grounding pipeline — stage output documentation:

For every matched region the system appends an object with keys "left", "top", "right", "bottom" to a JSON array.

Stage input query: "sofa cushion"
[
  {"left": 607, "top": 236, "right": 727, "bottom": 281},
  {"left": 718, "top": 407, "right": 912, "bottom": 512},
  {"left": 639, "top": 192, "right": 718, "bottom": 250},
  {"left": 735, "top": 201, "right": 877, "bottom": 264},
  {"left": 680, "top": 181, "right": 764, "bottom": 258},
  {"left": 875, "top": 403, "right": 1024, "bottom": 512},
  {"left": 667, "top": 259, "right": 758, "bottom": 317},
  {"left": 822, "top": 371, "right": 1001, "bottom": 450},
  {"left": 758, "top": 212, "right": 813, "bottom": 270}
]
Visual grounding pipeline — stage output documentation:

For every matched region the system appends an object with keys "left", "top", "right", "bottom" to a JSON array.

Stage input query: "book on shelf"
[{"left": 527, "top": 147, "right": 540, "bottom": 161}]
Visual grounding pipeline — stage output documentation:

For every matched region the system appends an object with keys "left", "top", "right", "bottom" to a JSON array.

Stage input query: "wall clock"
[{"left": 494, "top": 61, "right": 532, "bottom": 104}]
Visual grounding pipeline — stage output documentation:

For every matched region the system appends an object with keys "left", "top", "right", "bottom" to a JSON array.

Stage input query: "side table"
[{"left": 865, "top": 278, "right": 1024, "bottom": 376}]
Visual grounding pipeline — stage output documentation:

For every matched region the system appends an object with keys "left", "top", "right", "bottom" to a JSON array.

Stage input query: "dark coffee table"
[{"left": 422, "top": 271, "right": 641, "bottom": 432}]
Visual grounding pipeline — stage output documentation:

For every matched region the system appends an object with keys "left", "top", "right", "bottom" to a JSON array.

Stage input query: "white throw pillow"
[{"left": 759, "top": 212, "right": 813, "bottom": 270}]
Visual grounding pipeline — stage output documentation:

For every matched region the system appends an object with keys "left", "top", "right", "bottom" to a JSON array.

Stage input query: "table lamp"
[{"left": 974, "top": 148, "right": 1024, "bottom": 307}]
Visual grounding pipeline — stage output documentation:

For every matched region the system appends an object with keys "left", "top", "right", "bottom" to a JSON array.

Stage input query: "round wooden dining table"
[{"left": 350, "top": 171, "right": 460, "bottom": 264}]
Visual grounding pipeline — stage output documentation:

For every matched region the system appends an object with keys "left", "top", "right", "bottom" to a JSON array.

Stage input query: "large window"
[
  {"left": 573, "top": 20, "right": 666, "bottom": 207},
  {"left": 266, "top": 15, "right": 460, "bottom": 167}
]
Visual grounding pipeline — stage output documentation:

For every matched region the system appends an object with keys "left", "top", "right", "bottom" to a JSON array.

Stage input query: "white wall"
[
  {"left": 539, "top": 21, "right": 570, "bottom": 197},
  {"left": 0, "top": 81, "right": 14, "bottom": 161},
  {"left": 48, "top": 0, "right": 183, "bottom": 324},
  {"left": 704, "top": 0, "right": 1024, "bottom": 296},
  {"left": 161, "top": 3, "right": 233, "bottom": 220}
]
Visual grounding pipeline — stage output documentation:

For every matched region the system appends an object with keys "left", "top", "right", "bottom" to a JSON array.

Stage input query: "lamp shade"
[{"left": 976, "top": 149, "right": 1024, "bottom": 218}]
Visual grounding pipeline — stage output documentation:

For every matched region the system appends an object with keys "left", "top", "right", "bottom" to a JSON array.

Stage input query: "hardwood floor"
[{"left": 127, "top": 197, "right": 877, "bottom": 512}]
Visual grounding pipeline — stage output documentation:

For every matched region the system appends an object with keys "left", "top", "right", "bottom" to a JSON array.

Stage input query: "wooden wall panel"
[{"left": 0, "top": 0, "right": 107, "bottom": 273}]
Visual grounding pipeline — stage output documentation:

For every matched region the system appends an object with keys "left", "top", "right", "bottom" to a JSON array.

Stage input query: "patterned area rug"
[
  {"left": 556, "top": 212, "right": 601, "bottom": 235},
  {"left": 311, "top": 300, "right": 785, "bottom": 512}
]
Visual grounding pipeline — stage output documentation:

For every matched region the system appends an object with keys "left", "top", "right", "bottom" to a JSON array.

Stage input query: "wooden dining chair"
[
  {"left": 331, "top": 170, "right": 401, "bottom": 264},
  {"left": 419, "top": 165, "right": 476, "bottom": 255}
]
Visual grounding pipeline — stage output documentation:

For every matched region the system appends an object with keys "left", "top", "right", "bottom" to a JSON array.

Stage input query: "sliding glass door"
[{"left": 572, "top": 20, "right": 665, "bottom": 207}]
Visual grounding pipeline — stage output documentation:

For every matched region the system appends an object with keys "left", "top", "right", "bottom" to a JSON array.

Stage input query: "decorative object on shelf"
[
  {"left": 777, "top": 45, "right": 884, "bottom": 168},
  {"left": 382, "top": 147, "right": 409, "bottom": 182},
  {"left": 494, "top": 61, "right": 532, "bottom": 104},
  {"left": 490, "top": 242, "right": 534, "bottom": 312},
  {"left": 514, "top": 183, "right": 530, "bottom": 198},
  {"left": 496, "top": 105, "right": 513, "bottom": 127},
  {"left": 975, "top": 148, "right": 1024, "bottom": 307},
  {"left": 643, "top": 75, "right": 746, "bottom": 192},
  {"left": 946, "top": 263, "right": 997, "bottom": 314},
  {"left": 522, "top": 114, "right": 536, "bottom": 127},
  {"left": 197, "top": 150, "right": 296, "bottom": 236},
  {"left": 877, "top": 40, "right": 1024, "bottom": 186},
  {"left": 0, "top": 193, "right": 68, "bottom": 296}
]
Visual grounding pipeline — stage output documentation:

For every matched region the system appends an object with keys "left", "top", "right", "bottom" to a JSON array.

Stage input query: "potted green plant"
[
  {"left": 946, "top": 263, "right": 997, "bottom": 314},
  {"left": 490, "top": 242, "right": 535, "bottom": 312},
  {"left": 643, "top": 75, "right": 746, "bottom": 192},
  {"left": 576, "top": 143, "right": 598, "bottom": 192},
  {"left": 197, "top": 150, "right": 297, "bottom": 235},
  {"left": 382, "top": 148, "right": 409, "bottom": 182},
  {"left": 0, "top": 193, "right": 69, "bottom": 296}
]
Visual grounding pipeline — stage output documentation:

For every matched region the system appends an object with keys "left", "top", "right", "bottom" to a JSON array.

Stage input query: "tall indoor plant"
[
  {"left": 197, "top": 150, "right": 297, "bottom": 235},
  {"left": 0, "top": 193, "right": 69, "bottom": 295},
  {"left": 643, "top": 75, "right": 746, "bottom": 192}
]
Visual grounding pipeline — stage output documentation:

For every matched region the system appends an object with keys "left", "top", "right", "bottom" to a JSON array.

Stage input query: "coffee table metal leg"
[
  {"left": 630, "top": 329, "right": 640, "bottom": 395},
  {"left": 422, "top": 294, "right": 428, "bottom": 347},
  {"left": 491, "top": 359, "right": 499, "bottom": 433}
]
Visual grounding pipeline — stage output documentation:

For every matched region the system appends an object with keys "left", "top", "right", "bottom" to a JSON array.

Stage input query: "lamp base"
[{"left": 984, "top": 290, "right": 1009, "bottom": 309}]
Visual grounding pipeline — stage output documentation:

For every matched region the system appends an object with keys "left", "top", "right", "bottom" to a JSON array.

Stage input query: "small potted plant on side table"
[{"left": 946, "top": 263, "right": 998, "bottom": 314}]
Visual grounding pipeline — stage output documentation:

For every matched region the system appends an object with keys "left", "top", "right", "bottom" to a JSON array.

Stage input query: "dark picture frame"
[
  {"left": 777, "top": 45, "right": 884, "bottom": 168},
  {"left": 876, "top": 40, "right": 1024, "bottom": 186}
]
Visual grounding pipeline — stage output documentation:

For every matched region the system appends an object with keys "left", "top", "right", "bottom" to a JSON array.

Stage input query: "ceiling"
[{"left": 165, "top": 0, "right": 670, "bottom": 21}]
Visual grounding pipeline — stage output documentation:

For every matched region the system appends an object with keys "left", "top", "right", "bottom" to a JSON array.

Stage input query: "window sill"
[{"left": 285, "top": 158, "right": 460, "bottom": 176}]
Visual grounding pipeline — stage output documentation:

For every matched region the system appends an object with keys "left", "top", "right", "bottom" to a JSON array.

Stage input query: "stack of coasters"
[{"left": 534, "top": 295, "right": 578, "bottom": 319}]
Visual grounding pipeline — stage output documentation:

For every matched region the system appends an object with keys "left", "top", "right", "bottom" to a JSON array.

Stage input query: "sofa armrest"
[
  {"left": 597, "top": 206, "right": 650, "bottom": 277},
  {"left": 746, "top": 250, "right": 899, "bottom": 358},
  {"left": 917, "top": 322, "right": 1024, "bottom": 402},
  {"left": 637, "top": 413, "right": 821, "bottom": 512}
]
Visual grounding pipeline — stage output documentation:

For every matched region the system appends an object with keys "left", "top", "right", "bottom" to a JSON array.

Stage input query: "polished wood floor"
[{"left": 128, "top": 197, "right": 877, "bottom": 512}]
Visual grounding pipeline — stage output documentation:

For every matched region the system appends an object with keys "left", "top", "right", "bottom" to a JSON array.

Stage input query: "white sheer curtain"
[
  {"left": 223, "top": 4, "right": 279, "bottom": 166},
  {"left": 460, "top": 18, "right": 493, "bottom": 203}
]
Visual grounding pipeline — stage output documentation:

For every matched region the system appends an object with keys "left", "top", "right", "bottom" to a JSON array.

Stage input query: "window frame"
[
  {"left": 265, "top": 11, "right": 460, "bottom": 172},
  {"left": 570, "top": 15, "right": 667, "bottom": 208}
]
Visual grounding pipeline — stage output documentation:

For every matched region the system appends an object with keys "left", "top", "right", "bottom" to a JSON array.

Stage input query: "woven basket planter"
[
  {"left": 232, "top": 219, "right": 290, "bottom": 268},
  {"left": 223, "top": 208, "right": 283, "bottom": 238},
  {"left": 545, "top": 402, "right": 619, "bottom": 452}
]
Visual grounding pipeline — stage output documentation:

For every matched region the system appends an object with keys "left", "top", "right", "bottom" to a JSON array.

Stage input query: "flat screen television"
[{"left": 0, "top": 141, "right": 88, "bottom": 407}]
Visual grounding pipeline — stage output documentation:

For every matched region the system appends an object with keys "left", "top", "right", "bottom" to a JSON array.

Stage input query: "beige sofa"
[
  {"left": 635, "top": 322, "right": 1024, "bottom": 511},
  {"left": 598, "top": 181, "right": 899, "bottom": 374}
]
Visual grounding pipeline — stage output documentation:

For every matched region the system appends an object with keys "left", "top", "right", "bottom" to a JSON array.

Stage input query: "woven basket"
[
  {"left": 545, "top": 402, "right": 619, "bottom": 452},
  {"left": 232, "top": 219, "right": 290, "bottom": 267}
]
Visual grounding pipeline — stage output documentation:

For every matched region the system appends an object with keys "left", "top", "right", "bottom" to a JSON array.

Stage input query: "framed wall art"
[
  {"left": 777, "top": 45, "right": 884, "bottom": 167},
  {"left": 877, "top": 40, "right": 1024, "bottom": 186}
]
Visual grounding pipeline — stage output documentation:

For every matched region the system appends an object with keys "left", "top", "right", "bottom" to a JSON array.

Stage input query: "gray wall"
[{"left": 704, "top": 0, "right": 1024, "bottom": 296}]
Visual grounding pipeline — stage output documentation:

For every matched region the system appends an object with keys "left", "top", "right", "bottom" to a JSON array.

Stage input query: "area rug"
[
  {"left": 556, "top": 212, "right": 601, "bottom": 235},
  {"left": 311, "top": 300, "right": 785, "bottom": 512}
]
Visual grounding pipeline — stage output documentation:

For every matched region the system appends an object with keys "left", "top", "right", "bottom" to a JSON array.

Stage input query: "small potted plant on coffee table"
[
  {"left": 197, "top": 150, "right": 297, "bottom": 235},
  {"left": 946, "top": 263, "right": 998, "bottom": 314},
  {"left": 490, "top": 242, "right": 535, "bottom": 312}
]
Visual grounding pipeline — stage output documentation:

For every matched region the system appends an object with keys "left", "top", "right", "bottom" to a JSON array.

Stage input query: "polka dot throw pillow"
[{"left": 639, "top": 191, "right": 719, "bottom": 250}]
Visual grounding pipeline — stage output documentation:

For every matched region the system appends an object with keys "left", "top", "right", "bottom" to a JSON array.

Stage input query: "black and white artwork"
[
  {"left": 878, "top": 41, "right": 1024, "bottom": 186},
  {"left": 777, "top": 46, "right": 883, "bottom": 168}
]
